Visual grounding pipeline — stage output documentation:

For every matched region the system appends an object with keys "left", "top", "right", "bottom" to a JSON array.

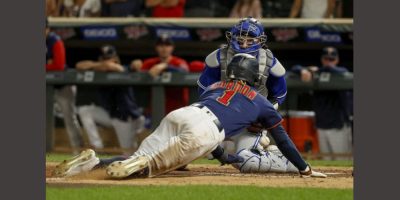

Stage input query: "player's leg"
[
  {"left": 52, "top": 149, "right": 132, "bottom": 177},
  {"left": 104, "top": 109, "right": 182, "bottom": 178},
  {"left": 132, "top": 111, "right": 179, "bottom": 157},
  {"left": 54, "top": 86, "right": 83, "bottom": 153},
  {"left": 234, "top": 131, "right": 270, "bottom": 153},
  {"left": 233, "top": 146, "right": 298, "bottom": 173},
  {"left": 52, "top": 149, "right": 100, "bottom": 177},
  {"left": 232, "top": 132, "right": 299, "bottom": 173},
  {"left": 111, "top": 117, "right": 138, "bottom": 151},
  {"left": 325, "top": 125, "right": 352, "bottom": 160},
  {"left": 131, "top": 115, "right": 146, "bottom": 135},
  {"left": 145, "top": 106, "right": 224, "bottom": 177},
  {"left": 106, "top": 106, "right": 224, "bottom": 178},
  {"left": 78, "top": 105, "right": 111, "bottom": 149},
  {"left": 317, "top": 128, "right": 333, "bottom": 160}
]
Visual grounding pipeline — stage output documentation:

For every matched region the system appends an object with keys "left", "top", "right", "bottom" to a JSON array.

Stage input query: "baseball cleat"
[
  {"left": 52, "top": 149, "right": 100, "bottom": 177},
  {"left": 106, "top": 156, "right": 149, "bottom": 178}
]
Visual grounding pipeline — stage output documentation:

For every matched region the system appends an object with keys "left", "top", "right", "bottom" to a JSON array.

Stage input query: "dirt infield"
[{"left": 46, "top": 163, "right": 353, "bottom": 189}]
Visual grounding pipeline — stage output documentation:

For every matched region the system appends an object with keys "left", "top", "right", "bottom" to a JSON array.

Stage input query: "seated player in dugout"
[
  {"left": 291, "top": 46, "right": 353, "bottom": 160},
  {"left": 133, "top": 35, "right": 190, "bottom": 114},
  {"left": 52, "top": 54, "right": 327, "bottom": 179},
  {"left": 75, "top": 45, "right": 145, "bottom": 154}
]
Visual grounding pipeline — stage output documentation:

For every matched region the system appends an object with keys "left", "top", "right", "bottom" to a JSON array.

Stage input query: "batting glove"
[
  {"left": 211, "top": 145, "right": 244, "bottom": 165},
  {"left": 300, "top": 165, "right": 327, "bottom": 178}
]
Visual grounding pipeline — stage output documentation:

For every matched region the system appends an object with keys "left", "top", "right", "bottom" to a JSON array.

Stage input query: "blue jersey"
[
  {"left": 198, "top": 81, "right": 283, "bottom": 138},
  {"left": 197, "top": 48, "right": 288, "bottom": 104}
]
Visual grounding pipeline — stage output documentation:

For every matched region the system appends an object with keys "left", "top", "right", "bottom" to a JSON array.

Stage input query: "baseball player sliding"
[{"left": 52, "top": 54, "right": 326, "bottom": 178}]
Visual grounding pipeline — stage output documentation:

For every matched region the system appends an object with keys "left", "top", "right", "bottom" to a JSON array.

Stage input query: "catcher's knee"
[
  {"left": 232, "top": 149, "right": 261, "bottom": 173},
  {"left": 232, "top": 148, "right": 291, "bottom": 173}
]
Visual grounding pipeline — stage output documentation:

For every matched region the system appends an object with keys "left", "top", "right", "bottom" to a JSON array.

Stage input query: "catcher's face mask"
[{"left": 226, "top": 17, "right": 267, "bottom": 54}]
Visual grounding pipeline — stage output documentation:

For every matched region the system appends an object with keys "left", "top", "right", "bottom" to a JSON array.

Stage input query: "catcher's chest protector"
[{"left": 219, "top": 45, "right": 274, "bottom": 98}]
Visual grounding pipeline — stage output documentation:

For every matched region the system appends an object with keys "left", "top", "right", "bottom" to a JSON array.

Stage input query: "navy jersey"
[{"left": 198, "top": 81, "right": 283, "bottom": 138}]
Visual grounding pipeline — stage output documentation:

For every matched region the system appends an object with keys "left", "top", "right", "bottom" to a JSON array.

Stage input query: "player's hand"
[
  {"left": 211, "top": 145, "right": 244, "bottom": 165},
  {"left": 300, "top": 69, "right": 313, "bottom": 82},
  {"left": 307, "top": 66, "right": 319, "bottom": 72},
  {"left": 300, "top": 165, "right": 327, "bottom": 178},
  {"left": 217, "top": 153, "right": 244, "bottom": 165},
  {"left": 130, "top": 59, "right": 143, "bottom": 72},
  {"left": 149, "top": 63, "right": 168, "bottom": 77}
]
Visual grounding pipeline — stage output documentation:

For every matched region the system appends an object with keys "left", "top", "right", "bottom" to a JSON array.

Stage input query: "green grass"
[
  {"left": 308, "top": 160, "right": 353, "bottom": 167},
  {"left": 46, "top": 153, "right": 110, "bottom": 162},
  {"left": 47, "top": 185, "right": 353, "bottom": 200},
  {"left": 46, "top": 153, "right": 353, "bottom": 167}
]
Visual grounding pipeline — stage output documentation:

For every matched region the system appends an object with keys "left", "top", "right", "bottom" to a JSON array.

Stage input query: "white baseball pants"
[
  {"left": 54, "top": 86, "right": 83, "bottom": 149},
  {"left": 133, "top": 106, "right": 225, "bottom": 177},
  {"left": 78, "top": 104, "right": 141, "bottom": 149},
  {"left": 317, "top": 125, "right": 352, "bottom": 160}
]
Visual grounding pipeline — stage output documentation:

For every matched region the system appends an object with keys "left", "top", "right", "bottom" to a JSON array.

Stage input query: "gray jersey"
[{"left": 205, "top": 45, "right": 286, "bottom": 98}]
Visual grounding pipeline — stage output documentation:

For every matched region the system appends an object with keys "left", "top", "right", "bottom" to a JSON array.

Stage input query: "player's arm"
[
  {"left": 257, "top": 101, "right": 308, "bottom": 173},
  {"left": 268, "top": 124, "right": 326, "bottom": 177},
  {"left": 166, "top": 59, "right": 189, "bottom": 72},
  {"left": 266, "top": 57, "right": 287, "bottom": 105},
  {"left": 289, "top": 0, "right": 302, "bottom": 18},
  {"left": 76, "top": 61, "right": 100, "bottom": 70},
  {"left": 324, "top": 0, "right": 336, "bottom": 18},
  {"left": 211, "top": 145, "right": 244, "bottom": 165},
  {"left": 197, "top": 49, "right": 222, "bottom": 95},
  {"left": 257, "top": 101, "right": 326, "bottom": 177},
  {"left": 76, "top": 60, "right": 124, "bottom": 72},
  {"left": 46, "top": 40, "right": 65, "bottom": 71}
]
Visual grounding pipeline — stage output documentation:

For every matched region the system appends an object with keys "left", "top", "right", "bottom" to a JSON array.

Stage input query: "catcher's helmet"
[
  {"left": 226, "top": 17, "right": 267, "bottom": 54},
  {"left": 226, "top": 53, "right": 259, "bottom": 86}
]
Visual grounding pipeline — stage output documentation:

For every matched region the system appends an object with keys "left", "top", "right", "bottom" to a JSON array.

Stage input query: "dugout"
[{"left": 46, "top": 18, "right": 353, "bottom": 154}]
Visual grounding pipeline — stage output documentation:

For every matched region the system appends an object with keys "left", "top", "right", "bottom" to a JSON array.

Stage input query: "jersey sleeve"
[
  {"left": 257, "top": 96, "right": 283, "bottom": 129},
  {"left": 266, "top": 57, "right": 287, "bottom": 104},
  {"left": 141, "top": 59, "right": 156, "bottom": 71},
  {"left": 167, "top": 57, "right": 189, "bottom": 72},
  {"left": 197, "top": 49, "right": 221, "bottom": 95},
  {"left": 46, "top": 40, "right": 65, "bottom": 71}
]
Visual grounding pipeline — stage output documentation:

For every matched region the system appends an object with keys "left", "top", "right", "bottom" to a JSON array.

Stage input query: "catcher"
[
  {"left": 53, "top": 54, "right": 326, "bottom": 178},
  {"left": 197, "top": 17, "right": 294, "bottom": 173}
]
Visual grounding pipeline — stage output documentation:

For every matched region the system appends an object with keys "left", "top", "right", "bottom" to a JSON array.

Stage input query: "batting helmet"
[
  {"left": 226, "top": 53, "right": 260, "bottom": 86},
  {"left": 226, "top": 17, "right": 267, "bottom": 53}
]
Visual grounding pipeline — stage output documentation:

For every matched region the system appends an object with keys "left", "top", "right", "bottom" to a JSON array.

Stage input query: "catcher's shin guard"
[
  {"left": 52, "top": 149, "right": 100, "bottom": 177},
  {"left": 106, "top": 156, "right": 149, "bottom": 178}
]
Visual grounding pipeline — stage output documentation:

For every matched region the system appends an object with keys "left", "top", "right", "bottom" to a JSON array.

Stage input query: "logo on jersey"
[{"left": 213, "top": 81, "right": 257, "bottom": 106}]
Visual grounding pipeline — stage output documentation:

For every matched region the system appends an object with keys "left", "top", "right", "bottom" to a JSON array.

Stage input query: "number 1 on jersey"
[{"left": 217, "top": 90, "right": 236, "bottom": 106}]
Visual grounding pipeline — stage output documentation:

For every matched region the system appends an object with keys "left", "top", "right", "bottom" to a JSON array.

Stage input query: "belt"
[{"left": 191, "top": 104, "right": 224, "bottom": 133}]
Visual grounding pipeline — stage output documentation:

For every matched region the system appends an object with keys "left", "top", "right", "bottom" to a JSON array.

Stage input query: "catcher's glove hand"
[
  {"left": 300, "top": 164, "right": 327, "bottom": 178},
  {"left": 211, "top": 145, "right": 244, "bottom": 165}
]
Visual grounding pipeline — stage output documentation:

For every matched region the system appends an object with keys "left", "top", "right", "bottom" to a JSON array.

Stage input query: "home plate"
[{"left": 324, "top": 172, "right": 347, "bottom": 175}]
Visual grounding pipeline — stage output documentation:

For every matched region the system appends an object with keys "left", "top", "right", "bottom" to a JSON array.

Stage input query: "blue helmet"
[{"left": 226, "top": 17, "right": 267, "bottom": 54}]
